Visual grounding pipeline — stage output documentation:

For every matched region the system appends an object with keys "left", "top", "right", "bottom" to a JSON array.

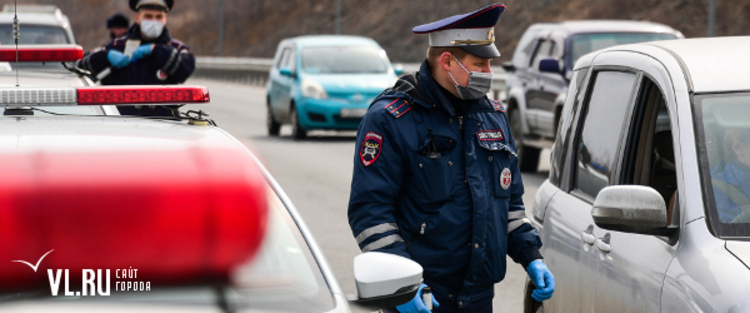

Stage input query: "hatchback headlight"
[{"left": 301, "top": 79, "right": 328, "bottom": 100}]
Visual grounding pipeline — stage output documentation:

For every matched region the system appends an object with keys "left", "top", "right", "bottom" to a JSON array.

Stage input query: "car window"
[
  {"left": 550, "top": 67, "right": 589, "bottom": 188},
  {"left": 513, "top": 29, "right": 540, "bottom": 69},
  {"left": 574, "top": 71, "right": 637, "bottom": 198},
  {"left": 621, "top": 77, "right": 679, "bottom": 225},
  {"left": 695, "top": 93, "right": 750, "bottom": 234},
  {"left": 281, "top": 48, "right": 296, "bottom": 70},
  {"left": 0, "top": 25, "right": 69, "bottom": 45},
  {"left": 277, "top": 48, "right": 291, "bottom": 69},
  {"left": 301, "top": 46, "right": 389, "bottom": 74},
  {"left": 530, "top": 40, "right": 553, "bottom": 70}
]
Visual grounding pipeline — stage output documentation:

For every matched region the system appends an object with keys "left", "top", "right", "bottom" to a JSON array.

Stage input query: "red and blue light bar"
[
  {"left": 0, "top": 45, "right": 84, "bottom": 62},
  {"left": 0, "top": 86, "right": 210, "bottom": 106}
]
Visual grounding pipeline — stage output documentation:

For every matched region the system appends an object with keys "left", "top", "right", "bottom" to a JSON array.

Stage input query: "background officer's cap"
[
  {"left": 412, "top": 3, "right": 506, "bottom": 59},
  {"left": 129, "top": 0, "right": 174, "bottom": 12},
  {"left": 106, "top": 13, "right": 129, "bottom": 28}
]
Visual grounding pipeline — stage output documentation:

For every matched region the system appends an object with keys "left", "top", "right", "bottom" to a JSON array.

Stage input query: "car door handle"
[
  {"left": 581, "top": 225, "right": 595, "bottom": 245},
  {"left": 596, "top": 233, "right": 612, "bottom": 253}
]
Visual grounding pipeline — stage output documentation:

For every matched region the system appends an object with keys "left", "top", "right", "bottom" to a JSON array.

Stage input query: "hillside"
[{"left": 16, "top": 0, "right": 750, "bottom": 63}]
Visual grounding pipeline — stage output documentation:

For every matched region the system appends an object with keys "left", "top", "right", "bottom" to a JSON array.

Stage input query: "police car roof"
[
  {"left": 528, "top": 20, "right": 681, "bottom": 36},
  {"left": 286, "top": 35, "right": 382, "bottom": 48},
  {"left": 0, "top": 12, "right": 71, "bottom": 28}
]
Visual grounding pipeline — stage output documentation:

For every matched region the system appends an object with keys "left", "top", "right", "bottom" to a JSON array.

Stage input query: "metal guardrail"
[{"left": 194, "top": 56, "right": 507, "bottom": 100}]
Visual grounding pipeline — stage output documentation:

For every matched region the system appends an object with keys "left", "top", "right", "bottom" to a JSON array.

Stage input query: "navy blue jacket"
[
  {"left": 348, "top": 61, "right": 542, "bottom": 307},
  {"left": 78, "top": 24, "right": 195, "bottom": 116}
]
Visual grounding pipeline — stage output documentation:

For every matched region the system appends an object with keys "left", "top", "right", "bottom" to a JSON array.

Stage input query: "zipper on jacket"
[
  {"left": 406, "top": 222, "right": 428, "bottom": 248},
  {"left": 458, "top": 116, "right": 464, "bottom": 130}
]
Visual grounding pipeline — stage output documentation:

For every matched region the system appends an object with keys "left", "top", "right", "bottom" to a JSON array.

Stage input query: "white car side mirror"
[{"left": 347, "top": 252, "right": 423, "bottom": 309}]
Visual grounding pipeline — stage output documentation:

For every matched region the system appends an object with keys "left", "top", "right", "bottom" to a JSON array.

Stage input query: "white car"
[
  {"left": 0, "top": 45, "right": 420, "bottom": 312},
  {"left": 531, "top": 36, "right": 750, "bottom": 312}
]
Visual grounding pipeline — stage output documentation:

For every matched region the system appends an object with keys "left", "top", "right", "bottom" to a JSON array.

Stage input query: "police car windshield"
[
  {"left": 571, "top": 32, "right": 676, "bottom": 67},
  {"left": 695, "top": 93, "right": 750, "bottom": 237},
  {"left": 302, "top": 46, "right": 389, "bottom": 74},
  {"left": 0, "top": 25, "right": 69, "bottom": 45}
]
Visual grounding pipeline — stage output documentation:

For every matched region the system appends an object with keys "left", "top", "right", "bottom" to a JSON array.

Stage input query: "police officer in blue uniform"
[
  {"left": 348, "top": 4, "right": 554, "bottom": 312},
  {"left": 78, "top": 0, "right": 195, "bottom": 117}
]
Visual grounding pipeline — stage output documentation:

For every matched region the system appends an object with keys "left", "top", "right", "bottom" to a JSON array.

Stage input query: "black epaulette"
[
  {"left": 169, "top": 39, "right": 186, "bottom": 51},
  {"left": 110, "top": 37, "right": 128, "bottom": 48},
  {"left": 489, "top": 99, "right": 506, "bottom": 113},
  {"left": 383, "top": 98, "right": 412, "bottom": 118}
]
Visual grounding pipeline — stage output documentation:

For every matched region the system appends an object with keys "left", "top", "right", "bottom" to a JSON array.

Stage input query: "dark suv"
[{"left": 502, "top": 20, "right": 682, "bottom": 171}]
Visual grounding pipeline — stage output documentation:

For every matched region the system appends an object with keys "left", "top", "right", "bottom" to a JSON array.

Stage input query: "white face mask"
[{"left": 140, "top": 20, "right": 164, "bottom": 40}]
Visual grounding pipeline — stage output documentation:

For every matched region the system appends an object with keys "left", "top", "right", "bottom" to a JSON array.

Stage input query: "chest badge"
[
  {"left": 360, "top": 132, "right": 383, "bottom": 166},
  {"left": 500, "top": 168, "right": 512, "bottom": 190}
]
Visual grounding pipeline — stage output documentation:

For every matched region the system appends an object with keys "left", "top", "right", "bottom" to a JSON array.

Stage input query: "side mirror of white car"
[
  {"left": 592, "top": 185, "right": 676, "bottom": 236},
  {"left": 347, "top": 252, "right": 423, "bottom": 310}
]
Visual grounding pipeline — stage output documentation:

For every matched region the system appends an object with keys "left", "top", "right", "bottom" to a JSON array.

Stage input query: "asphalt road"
[{"left": 185, "top": 78, "right": 551, "bottom": 313}]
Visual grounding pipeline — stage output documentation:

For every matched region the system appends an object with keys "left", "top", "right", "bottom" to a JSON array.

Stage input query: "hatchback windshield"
[
  {"left": 571, "top": 32, "right": 677, "bottom": 66},
  {"left": 301, "top": 46, "right": 389, "bottom": 74},
  {"left": 695, "top": 93, "right": 750, "bottom": 237},
  {"left": 0, "top": 25, "right": 69, "bottom": 45}
]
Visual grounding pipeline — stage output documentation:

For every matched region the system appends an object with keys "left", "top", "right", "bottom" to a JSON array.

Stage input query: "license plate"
[{"left": 340, "top": 108, "right": 368, "bottom": 118}]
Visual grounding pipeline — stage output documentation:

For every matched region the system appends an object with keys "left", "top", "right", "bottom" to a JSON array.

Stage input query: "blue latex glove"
[
  {"left": 107, "top": 50, "right": 130, "bottom": 69},
  {"left": 131, "top": 44, "right": 153, "bottom": 62},
  {"left": 397, "top": 283, "right": 439, "bottom": 313},
  {"left": 527, "top": 260, "right": 555, "bottom": 302}
]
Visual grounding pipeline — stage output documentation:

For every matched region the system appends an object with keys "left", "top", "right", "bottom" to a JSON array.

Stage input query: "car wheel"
[
  {"left": 290, "top": 105, "right": 307, "bottom": 140},
  {"left": 509, "top": 108, "right": 541, "bottom": 172},
  {"left": 267, "top": 102, "right": 281, "bottom": 136}
]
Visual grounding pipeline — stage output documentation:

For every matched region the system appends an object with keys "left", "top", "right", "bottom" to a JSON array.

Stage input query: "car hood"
[
  {"left": 726, "top": 240, "right": 750, "bottom": 268},
  {"left": 303, "top": 73, "right": 396, "bottom": 94}
]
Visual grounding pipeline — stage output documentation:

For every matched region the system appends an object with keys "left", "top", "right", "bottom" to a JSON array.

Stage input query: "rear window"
[
  {"left": 0, "top": 25, "right": 69, "bottom": 45},
  {"left": 571, "top": 32, "right": 676, "bottom": 67}
]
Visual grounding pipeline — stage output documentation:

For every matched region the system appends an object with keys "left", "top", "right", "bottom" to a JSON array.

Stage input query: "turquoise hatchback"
[{"left": 266, "top": 35, "right": 400, "bottom": 139}]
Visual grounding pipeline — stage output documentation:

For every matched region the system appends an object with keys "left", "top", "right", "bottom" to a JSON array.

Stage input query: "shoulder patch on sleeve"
[
  {"left": 490, "top": 99, "right": 506, "bottom": 113},
  {"left": 384, "top": 98, "right": 412, "bottom": 118},
  {"left": 360, "top": 132, "right": 383, "bottom": 166}
]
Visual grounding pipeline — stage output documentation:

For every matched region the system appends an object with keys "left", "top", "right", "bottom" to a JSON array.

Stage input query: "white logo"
[
  {"left": 12, "top": 250, "right": 150, "bottom": 297},
  {"left": 500, "top": 168, "right": 512, "bottom": 190},
  {"left": 12, "top": 249, "right": 54, "bottom": 272}
]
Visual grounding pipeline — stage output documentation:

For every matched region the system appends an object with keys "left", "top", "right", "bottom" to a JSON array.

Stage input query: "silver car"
[{"left": 530, "top": 36, "right": 750, "bottom": 312}]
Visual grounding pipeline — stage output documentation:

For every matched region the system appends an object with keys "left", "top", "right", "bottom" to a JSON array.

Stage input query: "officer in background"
[
  {"left": 78, "top": 0, "right": 195, "bottom": 117},
  {"left": 106, "top": 13, "right": 130, "bottom": 40},
  {"left": 348, "top": 4, "right": 554, "bottom": 313}
]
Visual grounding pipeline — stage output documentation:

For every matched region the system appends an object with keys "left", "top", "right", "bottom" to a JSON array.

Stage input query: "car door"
[
  {"left": 588, "top": 52, "right": 680, "bottom": 313},
  {"left": 535, "top": 32, "right": 568, "bottom": 138},
  {"left": 523, "top": 36, "right": 548, "bottom": 132},
  {"left": 542, "top": 68, "right": 639, "bottom": 312}
]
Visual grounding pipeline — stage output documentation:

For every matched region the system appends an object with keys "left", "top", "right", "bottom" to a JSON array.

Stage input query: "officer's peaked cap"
[
  {"left": 412, "top": 3, "right": 505, "bottom": 59},
  {"left": 129, "top": 0, "right": 173, "bottom": 12}
]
